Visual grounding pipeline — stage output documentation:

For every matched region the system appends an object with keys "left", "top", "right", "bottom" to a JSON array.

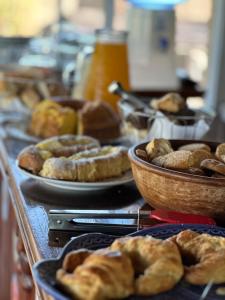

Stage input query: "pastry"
[
  {"left": 135, "top": 149, "right": 148, "bottom": 161},
  {"left": 178, "top": 143, "right": 211, "bottom": 153},
  {"left": 18, "top": 135, "right": 99, "bottom": 174},
  {"left": 17, "top": 145, "right": 52, "bottom": 174},
  {"left": 78, "top": 101, "right": 121, "bottom": 142},
  {"left": 192, "top": 149, "right": 213, "bottom": 168},
  {"left": 57, "top": 249, "right": 134, "bottom": 300},
  {"left": 200, "top": 159, "right": 225, "bottom": 176},
  {"left": 150, "top": 93, "right": 185, "bottom": 113},
  {"left": 152, "top": 150, "right": 195, "bottom": 170},
  {"left": 215, "top": 143, "right": 225, "bottom": 163},
  {"left": 40, "top": 146, "right": 130, "bottom": 182},
  {"left": 110, "top": 236, "right": 183, "bottom": 295},
  {"left": 28, "top": 100, "right": 77, "bottom": 138},
  {"left": 145, "top": 139, "right": 173, "bottom": 160},
  {"left": 170, "top": 229, "right": 225, "bottom": 285}
]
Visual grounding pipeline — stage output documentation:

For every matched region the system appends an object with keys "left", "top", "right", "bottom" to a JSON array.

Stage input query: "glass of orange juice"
[{"left": 83, "top": 29, "right": 130, "bottom": 111}]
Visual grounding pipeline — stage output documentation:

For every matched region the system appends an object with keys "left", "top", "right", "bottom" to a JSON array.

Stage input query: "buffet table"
[
  {"left": 0, "top": 116, "right": 224, "bottom": 300},
  {"left": 0, "top": 137, "right": 143, "bottom": 300}
]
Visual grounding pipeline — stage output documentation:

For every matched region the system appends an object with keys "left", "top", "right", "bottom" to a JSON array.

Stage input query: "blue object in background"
[{"left": 128, "top": 0, "right": 187, "bottom": 10}]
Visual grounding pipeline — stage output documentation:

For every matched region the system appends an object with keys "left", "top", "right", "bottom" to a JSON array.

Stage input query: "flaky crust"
[
  {"left": 57, "top": 249, "right": 134, "bottom": 300},
  {"left": 110, "top": 236, "right": 183, "bottom": 296},
  {"left": 40, "top": 146, "right": 130, "bottom": 181},
  {"left": 170, "top": 229, "right": 225, "bottom": 285}
]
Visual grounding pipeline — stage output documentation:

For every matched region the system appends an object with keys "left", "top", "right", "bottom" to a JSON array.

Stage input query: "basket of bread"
[{"left": 129, "top": 139, "right": 225, "bottom": 222}]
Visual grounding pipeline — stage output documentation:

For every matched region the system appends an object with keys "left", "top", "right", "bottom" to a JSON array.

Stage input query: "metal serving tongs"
[
  {"left": 48, "top": 209, "right": 215, "bottom": 246},
  {"left": 108, "top": 81, "right": 154, "bottom": 113}
]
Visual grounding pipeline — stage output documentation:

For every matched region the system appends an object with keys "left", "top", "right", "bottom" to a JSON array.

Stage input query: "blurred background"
[{"left": 0, "top": 0, "right": 211, "bottom": 87}]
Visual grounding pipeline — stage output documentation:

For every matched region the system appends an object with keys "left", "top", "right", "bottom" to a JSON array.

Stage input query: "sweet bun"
[
  {"left": 78, "top": 101, "right": 121, "bottom": 142},
  {"left": 192, "top": 149, "right": 213, "bottom": 168}
]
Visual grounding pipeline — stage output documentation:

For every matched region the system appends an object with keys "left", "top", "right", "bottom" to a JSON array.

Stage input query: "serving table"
[
  {"left": 0, "top": 137, "right": 144, "bottom": 300},
  {"left": 0, "top": 116, "right": 224, "bottom": 300}
]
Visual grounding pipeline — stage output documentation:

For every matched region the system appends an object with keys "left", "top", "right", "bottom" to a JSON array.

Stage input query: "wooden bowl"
[{"left": 129, "top": 140, "right": 225, "bottom": 222}]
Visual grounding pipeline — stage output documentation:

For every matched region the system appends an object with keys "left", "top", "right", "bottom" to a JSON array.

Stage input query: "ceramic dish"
[
  {"left": 33, "top": 224, "right": 225, "bottom": 300},
  {"left": 17, "top": 162, "right": 133, "bottom": 191},
  {"left": 129, "top": 140, "right": 225, "bottom": 223}
]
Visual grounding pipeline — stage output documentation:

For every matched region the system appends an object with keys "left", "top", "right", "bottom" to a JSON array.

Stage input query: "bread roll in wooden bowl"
[{"left": 129, "top": 140, "right": 225, "bottom": 223}]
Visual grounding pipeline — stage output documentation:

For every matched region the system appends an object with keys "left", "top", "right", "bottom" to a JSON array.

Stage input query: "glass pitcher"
[{"left": 73, "top": 29, "right": 130, "bottom": 111}]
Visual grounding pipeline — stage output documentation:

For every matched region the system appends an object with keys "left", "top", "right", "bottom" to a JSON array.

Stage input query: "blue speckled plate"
[{"left": 33, "top": 224, "right": 225, "bottom": 300}]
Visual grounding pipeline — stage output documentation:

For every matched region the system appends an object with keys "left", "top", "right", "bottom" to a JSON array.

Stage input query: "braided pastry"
[
  {"left": 170, "top": 229, "right": 225, "bottom": 285},
  {"left": 57, "top": 249, "right": 134, "bottom": 300},
  {"left": 40, "top": 146, "right": 130, "bottom": 181},
  {"left": 110, "top": 236, "right": 183, "bottom": 296}
]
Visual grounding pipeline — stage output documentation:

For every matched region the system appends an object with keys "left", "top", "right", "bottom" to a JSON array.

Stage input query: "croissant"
[
  {"left": 57, "top": 249, "right": 134, "bottom": 300},
  {"left": 110, "top": 236, "right": 183, "bottom": 296},
  {"left": 170, "top": 229, "right": 225, "bottom": 285}
]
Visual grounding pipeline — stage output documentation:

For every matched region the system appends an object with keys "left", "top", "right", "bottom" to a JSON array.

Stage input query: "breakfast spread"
[
  {"left": 136, "top": 138, "right": 225, "bottom": 178},
  {"left": 17, "top": 134, "right": 130, "bottom": 182},
  {"left": 56, "top": 230, "right": 225, "bottom": 300}
]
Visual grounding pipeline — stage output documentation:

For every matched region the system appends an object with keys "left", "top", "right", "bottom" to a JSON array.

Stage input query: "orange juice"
[{"left": 83, "top": 30, "right": 130, "bottom": 111}]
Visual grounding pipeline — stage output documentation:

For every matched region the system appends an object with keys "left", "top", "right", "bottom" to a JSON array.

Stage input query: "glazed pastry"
[
  {"left": 152, "top": 150, "right": 195, "bottom": 170},
  {"left": 78, "top": 101, "right": 121, "bottom": 142},
  {"left": 151, "top": 93, "right": 185, "bottom": 113},
  {"left": 178, "top": 143, "right": 211, "bottom": 153},
  {"left": 145, "top": 139, "right": 173, "bottom": 160},
  {"left": 110, "top": 236, "right": 183, "bottom": 296},
  {"left": 215, "top": 143, "right": 225, "bottom": 163},
  {"left": 57, "top": 249, "right": 134, "bottom": 300},
  {"left": 17, "top": 135, "right": 99, "bottom": 174},
  {"left": 170, "top": 230, "right": 225, "bottom": 285},
  {"left": 40, "top": 146, "right": 130, "bottom": 181},
  {"left": 200, "top": 159, "right": 225, "bottom": 176}
]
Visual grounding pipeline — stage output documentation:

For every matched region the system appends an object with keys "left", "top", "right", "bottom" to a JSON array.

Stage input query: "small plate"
[
  {"left": 33, "top": 224, "right": 225, "bottom": 300},
  {"left": 16, "top": 162, "right": 133, "bottom": 191}
]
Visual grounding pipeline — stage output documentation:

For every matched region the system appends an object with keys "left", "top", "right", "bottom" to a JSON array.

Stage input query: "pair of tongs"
[
  {"left": 108, "top": 81, "right": 153, "bottom": 112},
  {"left": 49, "top": 208, "right": 215, "bottom": 231}
]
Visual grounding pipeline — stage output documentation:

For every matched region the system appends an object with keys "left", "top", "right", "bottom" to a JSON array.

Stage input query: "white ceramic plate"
[{"left": 16, "top": 162, "right": 133, "bottom": 191}]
